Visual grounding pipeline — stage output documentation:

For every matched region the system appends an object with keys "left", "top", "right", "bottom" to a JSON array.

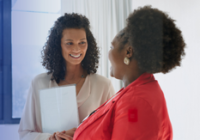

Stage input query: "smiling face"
[{"left": 61, "top": 28, "right": 88, "bottom": 66}]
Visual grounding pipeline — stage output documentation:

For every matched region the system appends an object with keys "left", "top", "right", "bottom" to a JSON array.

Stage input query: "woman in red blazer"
[{"left": 56, "top": 6, "right": 186, "bottom": 140}]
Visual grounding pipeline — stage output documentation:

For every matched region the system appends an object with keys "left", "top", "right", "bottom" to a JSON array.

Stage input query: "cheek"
[
  {"left": 108, "top": 50, "right": 113, "bottom": 63},
  {"left": 108, "top": 50, "right": 117, "bottom": 74},
  {"left": 61, "top": 45, "right": 70, "bottom": 55},
  {"left": 81, "top": 45, "right": 88, "bottom": 56},
  {"left": 83, "top": 45, "right": 88, "bottom": 52},
  {"left": 108, "top": 49, "right": 118, "bottom": 67},
  {"left": 61, "top": 45, "right": 72, "bottom": 61},
  {"left": 108, "top": 50, "right": 124, "bottom": 79}
]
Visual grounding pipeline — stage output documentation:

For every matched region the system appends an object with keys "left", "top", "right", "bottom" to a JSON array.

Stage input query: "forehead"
[
  {"left": 62, "top": 28, "right": 86, "bottom": 39},
  {"left": 117, "top": 29, "right": 126, "bottom": 39},
  {"left": 112, "top": 29, "right": 126, "bottom": 45}
]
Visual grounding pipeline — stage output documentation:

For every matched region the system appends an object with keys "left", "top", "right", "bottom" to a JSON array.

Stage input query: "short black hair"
[
  {"left": 41, "top": 13, "right": 99, "bottom": 83},
  {"left": 122, "top": 6, "right": 186, "bottom": 73}
]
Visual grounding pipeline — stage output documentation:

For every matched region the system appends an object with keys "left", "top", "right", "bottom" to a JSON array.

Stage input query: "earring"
[{"left": 124, "top": 57, "right": 130, "bottom": 65}]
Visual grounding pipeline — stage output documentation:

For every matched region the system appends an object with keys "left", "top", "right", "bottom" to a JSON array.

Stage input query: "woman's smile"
[{"left": 69, "top": 54, "right": 82, "bottom": 59}]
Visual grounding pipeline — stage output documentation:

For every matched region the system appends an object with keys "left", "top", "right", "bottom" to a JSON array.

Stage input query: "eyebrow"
[
  {"left": 80, "top": 38, "right": 86, "bottom": 40},
  {"left": 65, "top": 38, "right": 86, "bottom": 41}
]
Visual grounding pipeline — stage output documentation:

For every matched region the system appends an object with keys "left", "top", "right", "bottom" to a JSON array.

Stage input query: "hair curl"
[
  {"left": 41, "top": 13, "right": 99, "bottom": 83},
  {"left": 122, "top": 5, "right": 186, "bottom": 74}
]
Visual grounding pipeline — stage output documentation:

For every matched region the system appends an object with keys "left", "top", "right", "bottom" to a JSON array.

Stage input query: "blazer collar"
[
  {"left": 75, "top": 85, "right": 130, "bottom": 138},
  {"left": 125, "top": 73, "right": 155, "bottom": 89},
  {"left": 74, "top": 73, "right": 155, "bottom": 138}
]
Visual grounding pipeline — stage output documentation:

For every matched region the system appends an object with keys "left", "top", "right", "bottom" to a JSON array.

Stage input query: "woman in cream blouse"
[{"left": 18, "top": 13, "right": 115, "bottom": 140}]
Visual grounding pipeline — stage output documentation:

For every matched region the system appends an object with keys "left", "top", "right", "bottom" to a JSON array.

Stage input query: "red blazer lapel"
[
  {"left": 75, "top": 88, "right": 129, "bottom": 138},
  {"left": 75, "top": 100, "right": 112, "bottom": 138}
]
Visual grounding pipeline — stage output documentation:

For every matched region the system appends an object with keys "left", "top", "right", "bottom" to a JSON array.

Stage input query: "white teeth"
[{"left": 70, "top": 54, "right": 81, "bottom": 58}]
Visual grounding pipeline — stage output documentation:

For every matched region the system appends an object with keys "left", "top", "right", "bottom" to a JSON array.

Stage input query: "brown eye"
[
  {"left": 66, "top": 42, "right": 73, "bottom": 45},
  {"left": 80, "top": 42, "right": 86, "bottom": 44}
]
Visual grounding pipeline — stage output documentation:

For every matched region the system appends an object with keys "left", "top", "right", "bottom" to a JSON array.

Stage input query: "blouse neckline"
[{"left": 48, "top": 74, "right": 91, "bottom": 108}]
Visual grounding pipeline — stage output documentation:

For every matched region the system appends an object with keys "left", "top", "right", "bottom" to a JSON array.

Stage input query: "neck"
[
  {"left": 122, "top": 60, "right": 144, "bottom": 88},
  {"left": 64, "top": 63, "right": 85, "bottom": 81},
  {"left": 122, "top": 71, "right": 144, "bottom": 88}
]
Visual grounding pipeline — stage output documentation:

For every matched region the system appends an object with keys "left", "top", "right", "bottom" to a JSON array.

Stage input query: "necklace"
[{"left": 63, "top": 74, "right": 85, "bottom": 85}]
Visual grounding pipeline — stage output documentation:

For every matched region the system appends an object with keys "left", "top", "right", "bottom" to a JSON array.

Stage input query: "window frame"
[{"left": 0, "top": 0, "right": 20, "bottom": 124}]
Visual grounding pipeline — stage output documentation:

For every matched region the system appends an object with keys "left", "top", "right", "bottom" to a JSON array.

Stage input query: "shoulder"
[
  {"left": 120, "top": 88, "right": 150, "bottom": 107},
  {"left": 88, "top": 74, "right": 115, "bottom": 102},
  {"left": 89, "top": 73, "right": 114, "bottom": 93},
  {"left": 116, "top": 85, "right": 164, "bottom": 115},
  {"left": 32, "top": 73, "right": 52, "bottom": 87},
  {"left": 116, "top": 86, "right": 149, "bottom": 107},
  {"left": 116, "top": 94, "right": 155, "bottom": 118}
]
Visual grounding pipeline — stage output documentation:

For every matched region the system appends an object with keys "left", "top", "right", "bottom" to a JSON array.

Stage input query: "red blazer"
[{"left": 74, "top": 73, "right": 173, "bottom": 140}]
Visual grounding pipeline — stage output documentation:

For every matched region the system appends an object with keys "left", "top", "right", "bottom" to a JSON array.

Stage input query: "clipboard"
[{"left": 39, "top": 85, "right": 79, "bottom": 134}]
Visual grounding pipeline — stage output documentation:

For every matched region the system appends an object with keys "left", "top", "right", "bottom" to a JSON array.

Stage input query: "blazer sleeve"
[
  {"left": 18, "top": 80, "right": 51, "bottom": 140},
  {"left": 111, "top": 97, "right": 159, "bottom": 140}
]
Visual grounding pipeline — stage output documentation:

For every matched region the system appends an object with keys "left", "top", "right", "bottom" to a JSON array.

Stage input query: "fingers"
[
  {"left": 56, "top": 132, "right": 73, "bottom": 140},
  {"left": 55, "top": 134, "right": 63, "bottom": 140},
  {"left": 71, "top": 127, "right": 77, "bottom": 131},
  {"left": 64, "top": 128, "right": 76, "bottom": 132},
  {"left": 63, "top": 128, "right": 77, "bottom": 137},
  {"left": 61, "top": 130, "right": 66, "bottom": 134},
  {"left": 49, "top": 133, "right": 56, "bottom": 140},
  {"left": 50, "top": 128, "right": 76, "bottom": 140}
]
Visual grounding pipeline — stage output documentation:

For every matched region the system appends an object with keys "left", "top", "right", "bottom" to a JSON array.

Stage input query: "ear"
[{"left": 125, "top": 45, "right": 133, "bottom": 58}]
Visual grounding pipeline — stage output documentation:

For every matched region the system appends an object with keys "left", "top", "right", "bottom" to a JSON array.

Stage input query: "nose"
[{"left": 73, "top": 44, "right": 80, "bottom": 52}]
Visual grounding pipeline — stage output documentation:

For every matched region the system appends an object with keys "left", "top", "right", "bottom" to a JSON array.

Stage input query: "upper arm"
[
  {"left": 18, "top": 79, "right": 52, "bottom": 140},
  {"left": 18, "top": 80, "right": 38, "bottom": 138},
  {"left": 111, "top": 97, "right": 159, "bottom": 140}
]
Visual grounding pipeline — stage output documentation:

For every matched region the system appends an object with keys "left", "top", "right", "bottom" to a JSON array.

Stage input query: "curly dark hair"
[
  {"left": 121, "top": 6, "right": 186, "bottom": 74},
  {"left": 41, "top": 13, "right": 99, "bottom": 83}
]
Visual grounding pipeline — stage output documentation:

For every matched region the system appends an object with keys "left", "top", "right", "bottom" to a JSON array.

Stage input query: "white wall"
[
  {"left": 0, "top": 125, "right": 19, "bottom": 140},
  {"left": 131, "top": 0, "right": 200, "bottom": 140}
]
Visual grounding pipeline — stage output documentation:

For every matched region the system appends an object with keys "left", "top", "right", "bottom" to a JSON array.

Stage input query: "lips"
[{"left": 69, "top": 54, "right": 82, "bottom": 59}]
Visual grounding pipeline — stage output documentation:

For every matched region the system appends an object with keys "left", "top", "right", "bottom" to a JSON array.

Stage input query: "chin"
[
  {"left": 111, "top": 72, "right": 122, "bottom": 80},
  {"left": 110, "top": 71, "right": 114, "bottom": 77},
  {"left": 69, "top": 61, "right": 82, "bottom": 66},
  {"left": 114, "top": 76, "right": 121, "bottom": 80},
  {"left": 110, "top": 72, "right": 118, "bottom": 79}
]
